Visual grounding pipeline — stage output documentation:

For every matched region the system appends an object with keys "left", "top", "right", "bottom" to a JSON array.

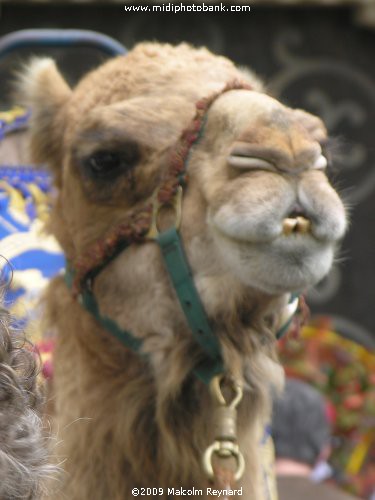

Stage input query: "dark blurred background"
[{"left": 1, "top": 1, "right": 374, "bottom": 347}]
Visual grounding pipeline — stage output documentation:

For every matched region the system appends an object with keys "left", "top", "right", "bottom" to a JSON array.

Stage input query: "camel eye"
[
  {"left": 88, "top": 151, "right": 121, "bottom": 175},
  {"left": 83, "top": 146, "right": 139, "bottom": 180}
]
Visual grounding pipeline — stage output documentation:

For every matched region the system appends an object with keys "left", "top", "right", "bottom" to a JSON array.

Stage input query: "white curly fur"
[{"left": 0, "top": 299, "right": 54, "bottom": 499}]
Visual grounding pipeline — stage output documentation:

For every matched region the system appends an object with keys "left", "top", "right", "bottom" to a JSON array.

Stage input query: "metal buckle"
[
  {"left": 203, "top": 374, "right": 245, "bottom": 482},
  {"left": 210, "top": 374, "right": 243, "bottom": 408},
  {"left": 146, "top": 185, "right": 183, "bottom": 240}
]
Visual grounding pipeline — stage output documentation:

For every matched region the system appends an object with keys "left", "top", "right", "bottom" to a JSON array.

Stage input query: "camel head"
[
  {"left": 18, "top": 43, "right": 347, "bottom": 342},
  {"left": 15, "top": 42, "right": 349, "bottom": 499}
]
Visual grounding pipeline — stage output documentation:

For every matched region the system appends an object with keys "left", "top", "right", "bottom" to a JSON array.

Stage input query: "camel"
[{"left": 16, "top": 42, "right": 347, "bottom": 499}]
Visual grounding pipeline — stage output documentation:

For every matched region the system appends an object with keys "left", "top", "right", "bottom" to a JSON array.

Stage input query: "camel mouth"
[
  {"left": 214, "top": 219, "right": 337, "bottom": 252},
  {"left": 282, "top": 216, "right": 311, "bottom": 236},
  {"left": 210, "top": 214, "right": 314, "bottom": 246}
]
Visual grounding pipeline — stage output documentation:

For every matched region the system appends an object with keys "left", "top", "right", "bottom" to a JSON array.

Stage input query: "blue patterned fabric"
[{"left": 0, "top": 109, "right": 65, "bottom": 326}]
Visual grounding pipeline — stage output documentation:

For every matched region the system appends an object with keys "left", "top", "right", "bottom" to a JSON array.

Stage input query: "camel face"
[
  {"left": 58, "top": 88, "right": 346, "bottom": 298},
  {"left": 20, "top": 43, "right": 346, "bottom": 300}
]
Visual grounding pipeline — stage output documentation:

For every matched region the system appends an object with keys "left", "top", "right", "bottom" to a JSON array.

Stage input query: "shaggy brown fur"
[
  {"left": 0, "top": 296, "right": 50, "bottom": 499},
  {"left": 16, "top": 43, "right": 347, "bottom": 499}
]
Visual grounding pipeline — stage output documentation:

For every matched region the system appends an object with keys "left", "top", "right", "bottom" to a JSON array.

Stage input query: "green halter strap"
[
  {"left": 65, "top": 215, "right": 224, "bottom": 385},
  {"left": 156, "top": 227, "right": 224, "bottom": 384}
]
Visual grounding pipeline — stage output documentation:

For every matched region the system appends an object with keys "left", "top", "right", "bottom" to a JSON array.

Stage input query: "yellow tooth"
[
  {"left": 282, "top": 218, "right": 298, "bottom": 235},
  {"left": 296, "top": 216, "right": 311, "bottom": 234},
  {"left": 282, "top": 216, "right": 311, "bottom": 235}
]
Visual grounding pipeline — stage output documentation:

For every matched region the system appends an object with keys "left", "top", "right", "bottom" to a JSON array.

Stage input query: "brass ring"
[{"left": 203, "top": 440, "right": 245, "bottom": 482}]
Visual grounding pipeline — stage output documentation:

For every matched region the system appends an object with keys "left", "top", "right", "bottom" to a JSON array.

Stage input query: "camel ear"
[
  {"left": 294, "top": 109, "right": 327, "bottom": 142},
  {"left": 16, "top": 58, "right": 72, "bottom": 184}
]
